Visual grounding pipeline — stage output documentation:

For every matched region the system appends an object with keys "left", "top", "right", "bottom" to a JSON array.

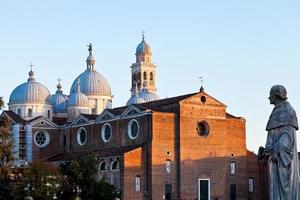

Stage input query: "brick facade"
[{"left": 1, "top": 90, "right": 261, "bottom": 200}]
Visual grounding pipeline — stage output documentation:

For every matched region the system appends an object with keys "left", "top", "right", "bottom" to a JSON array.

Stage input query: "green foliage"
[
  {"left": 0, "top": 119, "right": 14, "bottom": 199},
  {"left": 60, "top": 153, "right": 120, "bottom": 200},
  {"left": 0, "top": 97, "right": 4, "bottom": 110},
  {"left": 92, "top": 180, "right": 121, "bottom": 200},
  {"left": 12, "top": 162, "right": 63, "bottom": 200}
]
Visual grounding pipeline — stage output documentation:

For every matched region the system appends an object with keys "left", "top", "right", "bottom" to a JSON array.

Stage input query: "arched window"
[
  {"left": 150, "top": 72, "right": 153, "bottom": 81},
  {"left": 143, "top": 72, "right": 147, "bottom": 80},
  {"left": 99, "top": 161, "right": 108, "bottom": 171},
  {"left": 111, "top": 160, "right": 119, "bottom": 171}
]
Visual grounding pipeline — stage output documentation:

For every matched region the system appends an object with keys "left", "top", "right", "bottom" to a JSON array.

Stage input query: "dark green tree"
[
  {"left": 60, "top": 153, "right": 120, "bottom": 200},
  {"left": 0, "top": 118, "right": 14, "bottom": 200},
  {"left": 12, "top": 162, "right": 64, "bottom": 200}
]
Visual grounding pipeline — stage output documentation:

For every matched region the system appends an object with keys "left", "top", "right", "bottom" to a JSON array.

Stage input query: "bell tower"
[{"left": 130, "top": 33, "right": 157, "bottom": 94}]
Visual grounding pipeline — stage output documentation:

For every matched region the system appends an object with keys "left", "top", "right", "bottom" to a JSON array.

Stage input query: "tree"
[
  {"left": 13, "top": 162, "right": 64, "bottom": 200},
  {"left": 60, "top": 153, "right": 120, "bottom": 200},
  {"left": 0, "top": 118, "right": 14, "bottom": 199},
  {"left": 0, "top": 97, "right": 4, "bottom": 110}
]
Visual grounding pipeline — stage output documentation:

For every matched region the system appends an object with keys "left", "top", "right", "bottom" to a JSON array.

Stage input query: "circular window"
[
  {"left": 101, "top": 123, "right": 112, "bottom": 142},
  {"left": 196, "top": 121, "right": 210, "bottom": 136},
  {"left": 128, "top": 119, "right": 139, "bottom": 139},
  {"left": 200, "top": 96, "right": 206, "bottom": 103},
  {"left": 34, "top": 131, "right": 50, "bottom": 148},
  {"left": 77, "top": 128, "right": 87, "bottom": 145}
]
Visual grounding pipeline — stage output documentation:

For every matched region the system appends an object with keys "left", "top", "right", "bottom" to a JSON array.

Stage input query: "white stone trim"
[
  {"left": 198, "top": 178, "right": 210, "bottom": 200},
  {"left": 101, "top": 123, "right": 112, "bottom": 143},
  {"left": 128, "top": 119, "right": 139, "bottom": 140},
  {"left": 77, "top": 127, "right": 87, "bottom": 146},
  {"left": 34, "top": 130, "right": 50, "bottom": 148}
]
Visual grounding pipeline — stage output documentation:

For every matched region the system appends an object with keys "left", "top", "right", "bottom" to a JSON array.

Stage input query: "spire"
[
  {"left": 142, "top": 30, "right": 145, "bottom": 41},
  {"left": 199, "top": 76, "right": 204, "bottom": 92},
  {"left": 28, "top": 63, "right": 35, "bottom": 82},
  {"left": 86, "top": 43, "right": 96, "bottom": 71},
  {"left": 56, "top": 78, "right": 63, "bottom": 94}
]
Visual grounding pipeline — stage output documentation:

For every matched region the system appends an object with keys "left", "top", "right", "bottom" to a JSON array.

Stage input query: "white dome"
[
  {"left": 70, "top": 70, "right": 111, "bottom": 96},
  {"left": 51, "top": 83, "right": 68, "bottom": 113},
  {"left": 139, "top": 88, "right": 160, "bottom": 102},
  {"left": 126, "top": 94, "right": 145, "bottom": 105},
  {"left": 9, "top": 70, "right": 51, "bottom": 105},
  {"left": 68, "top": 79, "right": 90, "bottom": 107}
]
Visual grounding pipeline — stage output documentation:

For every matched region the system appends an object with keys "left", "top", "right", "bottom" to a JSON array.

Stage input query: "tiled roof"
[
  {"left": 82, "top": 114, "right": 98, "bottom": 121},
  {"left": 1, "top": 110, "right": 26, "bottom": 124}
]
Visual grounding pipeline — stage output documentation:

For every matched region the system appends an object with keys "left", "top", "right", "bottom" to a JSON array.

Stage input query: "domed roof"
[
  {"left": 136, "top": 34, "right": 151, "bottom": 55},
  {"left": 138, "top": 82, "right": 160, "bottom": 102},
  {"left": 70, "top": 43, "right": 112, "bottom": 96},
  {"left": 68, "top": 79, "right": 90, "bottom": 107},
  {"left": 70, "top": 70, "right": 111, "bottom": 96},
  {"left": 139, "top": 89, "right": 160, "bottom": 102},
  {"left": 9, "top": 67, "right": 51, "bottom": 105},
  {"left": 126, "top": 84, "right": 145, "bottom": 105},
  {"left": 51, "top": 80, "right": 68, "bottom": 113}
]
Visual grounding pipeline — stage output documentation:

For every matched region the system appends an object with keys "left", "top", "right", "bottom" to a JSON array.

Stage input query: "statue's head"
[{"left": 269, "top": 85, "right": 287, "bottom": 105}]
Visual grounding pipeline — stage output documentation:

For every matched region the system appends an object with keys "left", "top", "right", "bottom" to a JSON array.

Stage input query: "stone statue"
[
  {"left": 88, "top": 43, "right": 92, "bottom": 54},
  {"left": 264, "top": 85, "right": 300, "bottom": 199}
]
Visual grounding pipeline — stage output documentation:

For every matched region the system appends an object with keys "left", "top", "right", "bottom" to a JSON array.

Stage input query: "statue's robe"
[{"left": 266, "top": 101, "right": 300, "bottom": 200}]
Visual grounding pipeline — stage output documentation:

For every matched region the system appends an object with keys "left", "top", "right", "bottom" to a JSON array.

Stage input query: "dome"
[
  {"left": 68, "top": 79, "right": 90, "bottom": 107},
  {"left": 70, "top": 70, "right": 112, "bottom": 96},
  {"left": 139, "top": 89, "right": 160, "bottom": 102},
  {"left": 136, "top": 34, "right": 151, "bottom": 55},
  {"left": 70, "top": 43, "right": 112, "bottom": 97},
  {"left": 126, "top": 84, "right": 145, "bottom": 105},
  {"left": 126, "top": 95, "right": 145, "bottom": 105},
  {"left": 51, "top": 81, "right": 68, "bottom": 113},
  {"left": 9, "top": 68, "right": 51, "bottom": 105}
]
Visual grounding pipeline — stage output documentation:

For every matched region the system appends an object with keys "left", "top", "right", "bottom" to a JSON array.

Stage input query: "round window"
[
  {"left": 101, "top": 123, "right": 112, "bottom": 142},
  {"left": 197, "top": 121, "right": 210, "bottom": 136},
  {"left": 34, "top": 131, "right": 50, "bottom": 148},
  {"left": 77, "top": 128, "right": 87, "bottom": 145},
  {"left": 128, "top": 119, "right": 139, "bottom": 139}
]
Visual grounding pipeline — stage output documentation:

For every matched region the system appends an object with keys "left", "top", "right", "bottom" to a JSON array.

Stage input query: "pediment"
[
  {"left": 72, "top": 115, "right": 90, "bottom": 125},
  {"left": 28, "top": 117, "right": 58, "bottom": 128},
  {"left": 120, "top": 105, "right": 141, "bottom": 118},
  {"left": 181, "top": 91, "right": 227, "bottom": 108},
  {"left": 96, "top": 110, "right": 114, "bottom": 122}
]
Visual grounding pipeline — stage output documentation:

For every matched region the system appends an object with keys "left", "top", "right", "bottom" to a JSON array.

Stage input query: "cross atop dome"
[{"left": 28, "top": 63, "right": 35, "bottom": 82}]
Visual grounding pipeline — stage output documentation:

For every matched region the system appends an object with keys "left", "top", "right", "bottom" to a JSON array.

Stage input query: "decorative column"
[{"left": 25, "top": 124, "right": 33, "bottom": 163}]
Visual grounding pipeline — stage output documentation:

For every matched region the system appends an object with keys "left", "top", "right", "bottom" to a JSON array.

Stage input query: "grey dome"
[
  {"left": 70, "top": 70, "right": 112, "bottom": 96},
  {"left": 68, "top": 79, "right": 90, "bottom": 107},
  {"left": 51, "top": 82, "right": 68, "bottom": 113},
  {"left": 138, "top": 88, "right": 160, "bottom": 102},
  {"left": 52, "top": 94, "right": 68, "bottom": 113},
  {"left": 9, "top": 70, "right": 51, "bottom": 105},
  {"left": 136, "top": 37, "right": 151, "bottom": 55},
  {"left": 126, "top": 95, "right": 145, "bottom": 105}
]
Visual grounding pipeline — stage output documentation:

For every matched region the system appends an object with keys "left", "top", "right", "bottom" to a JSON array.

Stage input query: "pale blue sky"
[{"left": 1, "top": 0, "right": 300, "bottom": 153}]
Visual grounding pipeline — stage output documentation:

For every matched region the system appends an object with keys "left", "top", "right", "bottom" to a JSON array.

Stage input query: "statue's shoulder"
[{"left": 266, "top": 101, "right": 298, "bottom": 131}]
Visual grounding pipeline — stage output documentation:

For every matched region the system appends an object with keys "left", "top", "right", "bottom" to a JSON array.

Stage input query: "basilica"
[{"left": 1, "top": 35, "right": 261, "bottom": 199}]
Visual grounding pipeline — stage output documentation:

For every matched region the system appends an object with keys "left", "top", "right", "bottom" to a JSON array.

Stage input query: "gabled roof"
[
  {"left": 82, "top": 114, "right": 98, "bottom": 121},
  {"left": 0, "top": 110, "right": 26, "bottom": 124}
]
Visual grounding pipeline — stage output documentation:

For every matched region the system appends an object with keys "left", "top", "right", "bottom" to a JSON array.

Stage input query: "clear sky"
[{"left": 1, "top": 0, "right": 300, "bottom": 153}]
